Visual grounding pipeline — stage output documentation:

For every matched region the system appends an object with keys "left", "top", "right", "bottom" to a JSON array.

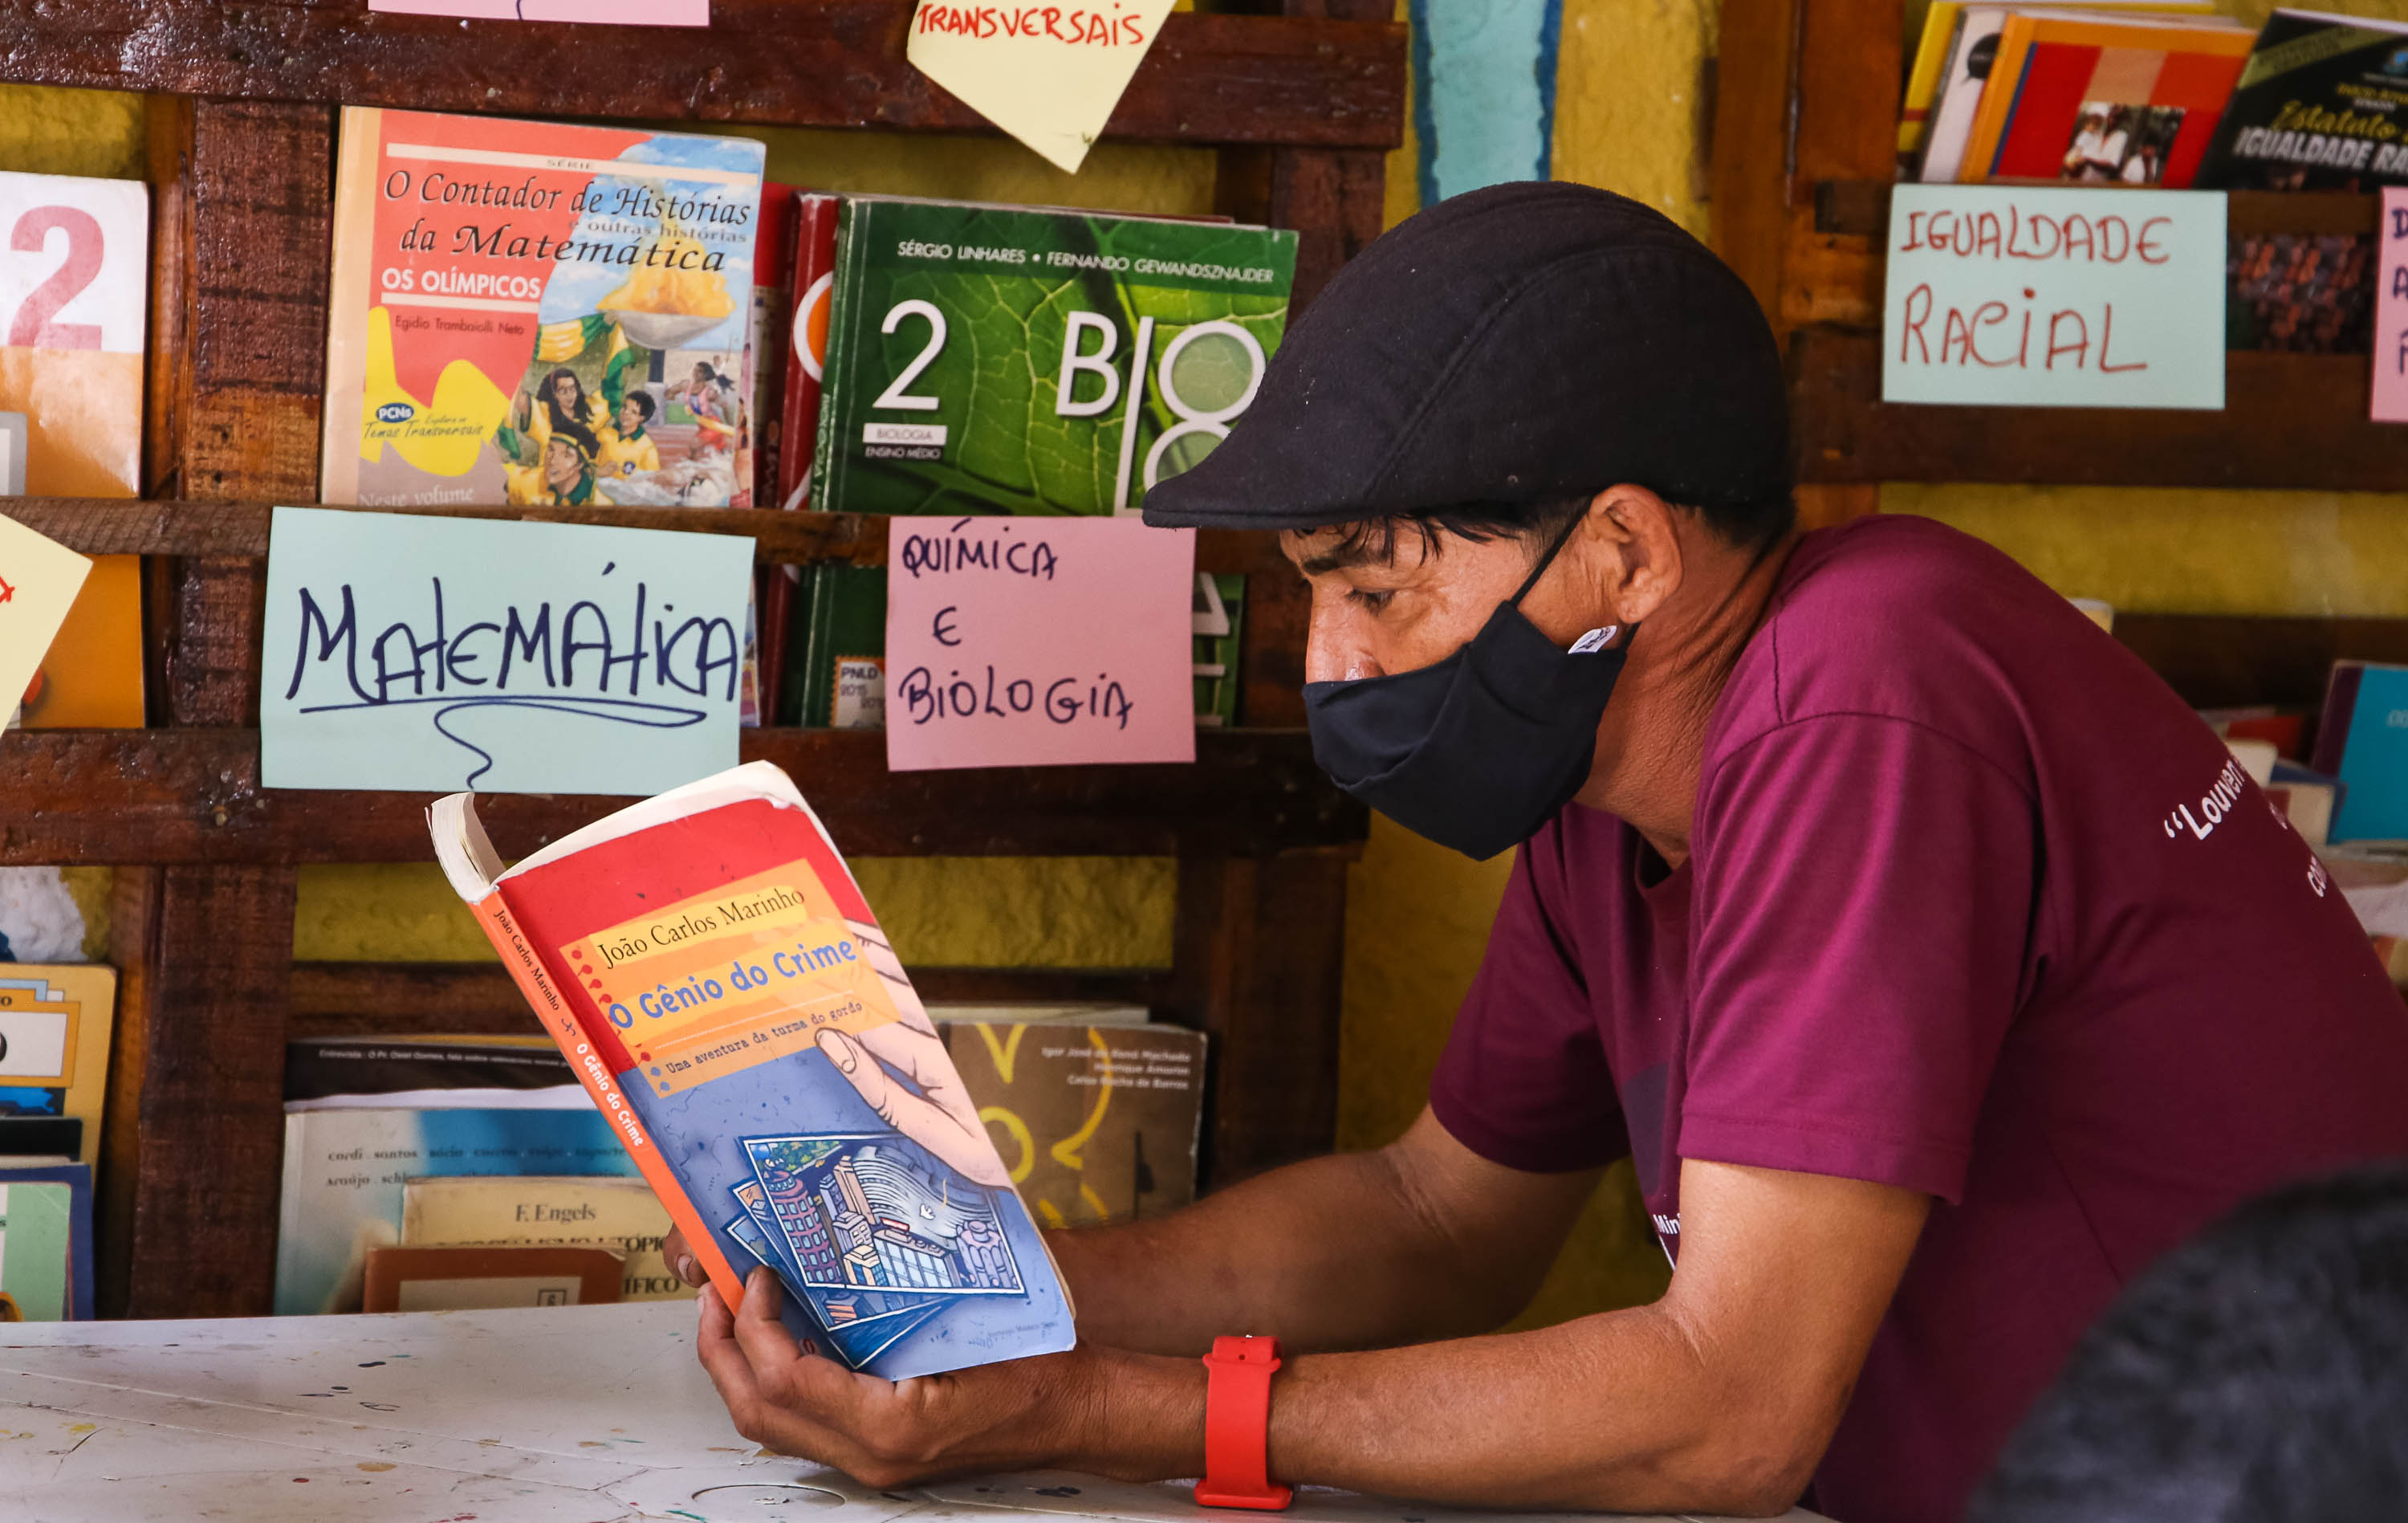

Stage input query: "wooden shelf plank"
[
  {"left": 1791, "top": 327, "right": 2408, "bottom": 491},
  {"left": 2, "top": 497, "right": 1297, "bottom": 575},
  {"left": 1812, "top": 181, "right": 2382, "bottom": 241},
  {"left": 0, "top": 2, "right": 1404, "bottom": 150},
  {"left": 2113, "top": 612, "right": 2408, "bottom": 712},
  {"left": 0, "top": 727, "right": 1365, "bottom": 864}
]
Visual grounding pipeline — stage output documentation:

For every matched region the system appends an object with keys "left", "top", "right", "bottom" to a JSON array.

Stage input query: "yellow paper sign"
[
  {"left": 0, "top": 513, "right": 92, "bottom": 723},
  {"left": 905, "top": 1, "right": 1179, "bottom": 174}
]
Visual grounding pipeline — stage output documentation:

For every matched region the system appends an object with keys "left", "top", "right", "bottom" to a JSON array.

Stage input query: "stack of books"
[
  {"left": 1903, "top": 7, "right": 2408, "bottom": 192},
  {"left": 0, "top": 965, "right": 113, "bottom": 1321},
  {"left": 274, "top": 1008, "right": 1203, "bottom": 1317}
]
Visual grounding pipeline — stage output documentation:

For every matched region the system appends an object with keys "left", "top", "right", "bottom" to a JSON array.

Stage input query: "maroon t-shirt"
[{"left": 1429, "top": 515, "right": 2408, "bottom": 1523}]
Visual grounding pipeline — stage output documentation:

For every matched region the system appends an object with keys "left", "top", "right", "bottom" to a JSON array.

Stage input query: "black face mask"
[{"left": 1303, "top": 518, "right": 1634, "bottom": 861}]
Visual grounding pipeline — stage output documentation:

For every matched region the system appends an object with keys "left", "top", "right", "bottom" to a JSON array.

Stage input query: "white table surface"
[{"left": 0, "top": 1302, "right": 1817, "bottom": 1522}]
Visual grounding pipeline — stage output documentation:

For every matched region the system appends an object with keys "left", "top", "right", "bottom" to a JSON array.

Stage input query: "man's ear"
[{"left": 1582, "top": 484, "right": 1684, "bottom": 626}]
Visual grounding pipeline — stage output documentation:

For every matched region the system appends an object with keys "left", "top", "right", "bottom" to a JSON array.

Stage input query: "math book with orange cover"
[
  {"left": 428, "top": 762, "right": 1073, "bottom": 1378},
  {"left": 321, "top": 108, "right": 764, "bottom": 511}
]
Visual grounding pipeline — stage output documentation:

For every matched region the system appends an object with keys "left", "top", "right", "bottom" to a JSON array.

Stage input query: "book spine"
[
  {"left": 800, "top": 562, "right": 836, "bottom": 727},
  {"left": 460, "top": 888, "right": 750, "bottom": 1309},
  {"left": 2311, "top": 664, "right": 2365, "bottom": 777},
  {"left": 319, "top": 107, "right": 381, "bottom": 506},
  {"left": 1960, "top": 22, "right": 2035, "bottom": 182},
  {"left": 808, "top": 201, "right": 858, "bottom": 515}
]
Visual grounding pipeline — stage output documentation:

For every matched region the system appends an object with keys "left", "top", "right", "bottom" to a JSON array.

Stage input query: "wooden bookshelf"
[
  {"left": 0, "top": 0, "right": 1401, "bottom": 1319},
  {"left": 1710, "top": 0, "right": 2408, "bottom": 503}
]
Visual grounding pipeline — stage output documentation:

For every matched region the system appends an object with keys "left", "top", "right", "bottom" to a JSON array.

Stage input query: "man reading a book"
[{"left": 678, "top": 183, "right": 2408, "bottom": 1523}]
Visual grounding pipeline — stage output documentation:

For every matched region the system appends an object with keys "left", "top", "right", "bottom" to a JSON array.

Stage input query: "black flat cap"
[{"left": 1142, "top": 181, "right": 1788, "bottom": 532}]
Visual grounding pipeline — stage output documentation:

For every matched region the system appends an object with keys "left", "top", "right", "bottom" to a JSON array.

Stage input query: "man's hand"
[{"left": 696, "top": 1268, "right": 1172, "bottom": 1488}]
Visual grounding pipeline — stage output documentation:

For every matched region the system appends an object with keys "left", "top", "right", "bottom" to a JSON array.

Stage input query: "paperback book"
[
  {"left": 0, "top": 169, "right": 148, "bottom": 728},
  {"left": 320, "top": 108, "right": 767, "bottom": 511},
  {"left": 429, "top": 761, "right": 1076, "bottom": 1377},
  {"left": 1956, "top": 13, "right": 2252, "bottom": 186},
  {"left": 2312, "top": 661, "right": 2408, "bottom": 843},
  {"left": 791, "top": 197, "right": 1290, "bottom": 729},
  {"left": 0, "top": 965, "right": 116, "bottom": 1167},
  {"left": 2196, "top": 11, "right": 2408, "bottom": 191},
  {"left": 273, "top": 1034, "right": 637, "bottom": 1316},
  {"left": 0, "top": 1163, "right": 92, "bottom": 1321},
  {"left": 809, "top": 196, "right": 1296, "bottom": 518}
]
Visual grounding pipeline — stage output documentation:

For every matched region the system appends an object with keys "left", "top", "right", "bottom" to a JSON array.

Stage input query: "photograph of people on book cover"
[
  {"left": 324, "top": 110, "right": 764, "bottom": 510},
  {"left": 2060, "top": 103, "right": 2184, "bottom": 185}
]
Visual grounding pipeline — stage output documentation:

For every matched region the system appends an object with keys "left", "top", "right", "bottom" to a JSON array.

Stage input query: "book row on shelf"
[
  {"left": 1897, "top": 6, "right": 2408, "bottom": 356},
  {"left": 2, "top": 104, "right": 1288, "bottom": 735},
  {"left": 0, "top": 941, "right": 1206, "bottom": 1326}
]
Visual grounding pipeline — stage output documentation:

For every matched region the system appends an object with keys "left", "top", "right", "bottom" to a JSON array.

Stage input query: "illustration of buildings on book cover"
[{"left": 742, "top": 1133, "right": 1025, "bottom": 1297}]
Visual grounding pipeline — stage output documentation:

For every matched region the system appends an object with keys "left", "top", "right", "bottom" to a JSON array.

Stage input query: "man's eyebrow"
[{"left": 1297, "top": 540, "right": 1386, "bottom": 576}]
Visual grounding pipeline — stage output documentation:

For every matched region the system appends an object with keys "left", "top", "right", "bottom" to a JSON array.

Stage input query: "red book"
[
  {"left": 1967, "top": 17, "right": 2252, "bottom": 187},
  {"left": 744, "top": 184, "right": 799, "bottom": 511},
  {"left": 759, "top": 192, "right": 842, "bottom": 713}
]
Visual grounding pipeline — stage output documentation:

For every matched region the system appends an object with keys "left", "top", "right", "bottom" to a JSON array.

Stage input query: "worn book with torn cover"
[{"left": 429, "top": 761, "right": 1075, "bottom": 1377}]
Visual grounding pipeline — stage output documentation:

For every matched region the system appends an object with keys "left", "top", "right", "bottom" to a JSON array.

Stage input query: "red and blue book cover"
[{"left": 430, "top": 763, "right": 1075, "bottom": 1377}]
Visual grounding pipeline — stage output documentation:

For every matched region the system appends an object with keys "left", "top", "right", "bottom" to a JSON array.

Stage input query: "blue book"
[
  {"left": 2313, "top": 663, "right": 2408, "bottom": 843},
  {"left": 432, "top": 763, "right": 1076, "bottom": 1378}
]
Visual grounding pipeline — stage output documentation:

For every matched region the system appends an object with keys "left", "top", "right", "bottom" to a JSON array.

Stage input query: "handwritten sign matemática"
[
  {"left": 885, "top": 515, "right": 1194, "bottom": 772},
  {"left": 1883, "top": 185, "right": 2225, "bottom": 410},
  {"left": 905, "top": 0, "right": 1178, "bottom": 174},
  {"left": 2376, "top": 188, "right": 2408, "bottom": 426},
  {"left": 0, "top": 512, "right": 93, "bottom": 725},
  {"left": 262, "top": 507, "right": 751, "bottom": 793}
]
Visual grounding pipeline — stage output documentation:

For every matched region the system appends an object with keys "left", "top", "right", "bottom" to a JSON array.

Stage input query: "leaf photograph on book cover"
[{"left": 828, "top": 205, "right": 1291, "bottom": 517}]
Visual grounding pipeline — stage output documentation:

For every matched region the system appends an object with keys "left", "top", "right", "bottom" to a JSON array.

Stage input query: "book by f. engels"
[
  {"left": 321, "top": 108, "right": 765, "bottom": 511},
  {"left": 429, "top": 762, "right": 1076, "bottom": 1377}
]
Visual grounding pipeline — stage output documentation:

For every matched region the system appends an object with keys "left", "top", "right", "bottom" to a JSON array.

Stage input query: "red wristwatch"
[{"left": 1197, "top": 1335, "right": 1291, "bottom": 1510}]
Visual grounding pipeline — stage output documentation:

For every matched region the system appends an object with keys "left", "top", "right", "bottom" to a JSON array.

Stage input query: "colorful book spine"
[{"left": 760, "top": 190, "right": 842, "bottom": 720}]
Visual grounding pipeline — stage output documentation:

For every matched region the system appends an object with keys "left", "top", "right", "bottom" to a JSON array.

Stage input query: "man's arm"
[
  {"left": 696, "top": 1128, "right": 1930, "bottom": 1516},
  {"left": 1053, "top": 1109, "right": 1601, "bottom": 1356}
]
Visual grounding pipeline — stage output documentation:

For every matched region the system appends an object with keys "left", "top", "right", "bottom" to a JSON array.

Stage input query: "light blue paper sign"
[
  {"left": 1883, "top": 185, "right": 2225, "bottom": 410},
  {"left": 262, "top": 506, "right": 750, "bottom": 793}
]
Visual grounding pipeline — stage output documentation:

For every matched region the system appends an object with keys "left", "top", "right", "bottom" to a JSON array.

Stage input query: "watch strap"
[{"left": 1196, "top": 1335, "right": 1291, "bottom": 1510}]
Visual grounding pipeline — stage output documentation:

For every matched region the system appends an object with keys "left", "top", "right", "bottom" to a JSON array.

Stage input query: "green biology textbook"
[
  {"left": 811, "top": 198, "right": 1298, "bottom": 518},
  {"left": 790, "top": 198, "right": 1296, "bottom": 727}
]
